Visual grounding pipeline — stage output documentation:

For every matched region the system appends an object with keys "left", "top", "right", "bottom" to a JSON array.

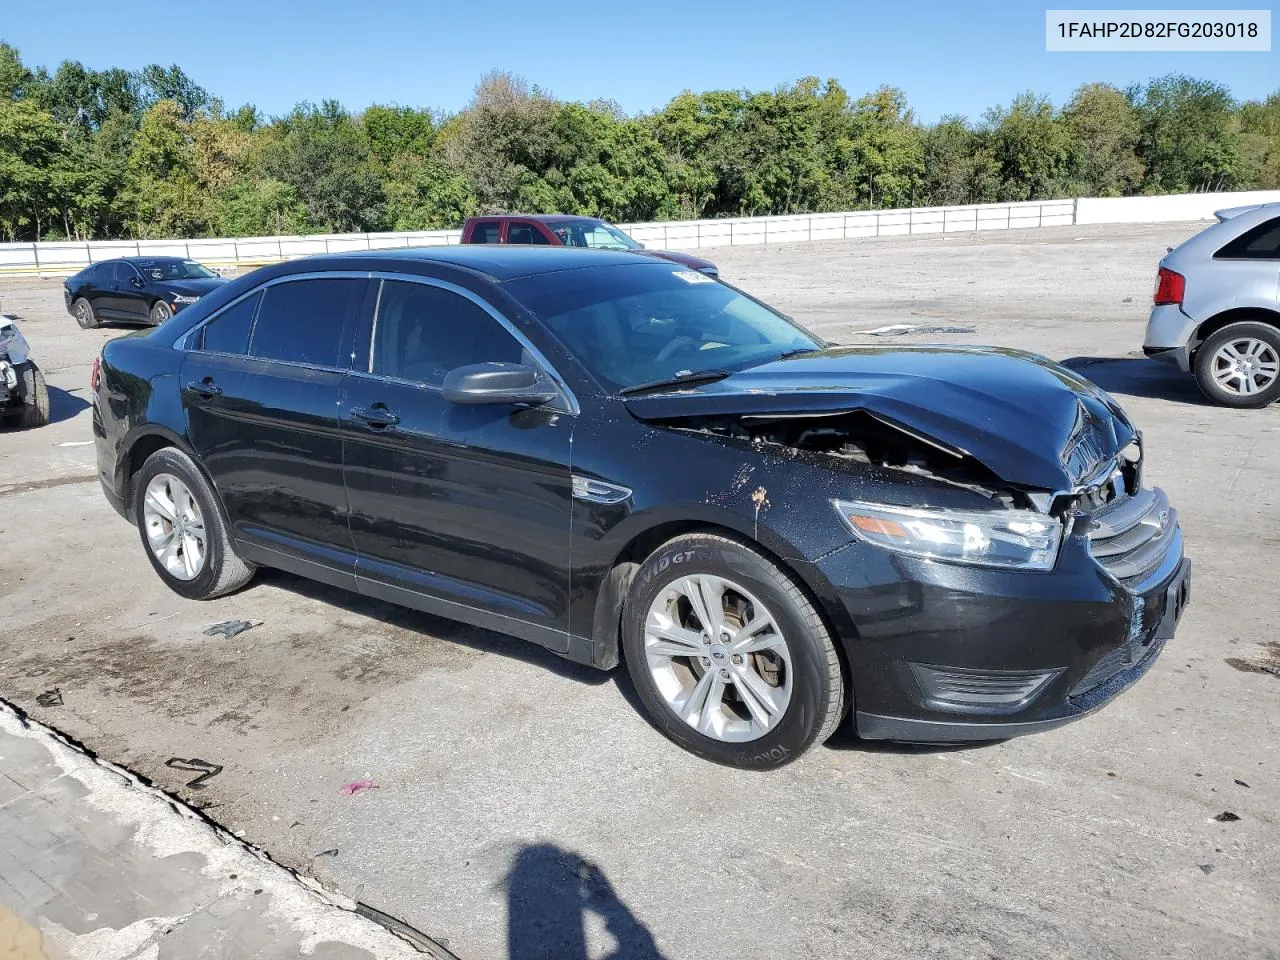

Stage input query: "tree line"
[{"left": 1, "top": 41, "right": 1278, "bottom": 243}]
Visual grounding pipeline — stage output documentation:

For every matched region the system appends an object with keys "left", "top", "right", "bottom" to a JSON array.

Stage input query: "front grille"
[{"left": 1086, "top": 486, "right": 1179, "bottom": 586}]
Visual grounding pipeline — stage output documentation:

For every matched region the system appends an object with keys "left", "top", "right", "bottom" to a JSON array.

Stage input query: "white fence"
[{"left": 2, "top": 190, "right": 1277, "bottom": 278}]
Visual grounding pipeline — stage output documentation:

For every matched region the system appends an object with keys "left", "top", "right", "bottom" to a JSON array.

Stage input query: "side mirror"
[
  {"left": 635, "top": 242, "right": 646, "bottom": 249},
  {"left": 131, "top": 277, "right": 145, "bottom": 288},
  {"left": 441, "top": 362, "right": 559, "bottom": 407}
]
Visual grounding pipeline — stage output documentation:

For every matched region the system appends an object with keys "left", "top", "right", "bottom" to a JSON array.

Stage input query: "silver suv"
[{"left": 1143, "top": 202, "right": 1280, "bottom": 407}]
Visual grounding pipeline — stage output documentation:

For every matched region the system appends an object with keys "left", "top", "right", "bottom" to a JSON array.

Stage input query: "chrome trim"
[
  {"left": 571, "top": 475, "right": 632, "bottom": 504},
  {"left": 173, "top": 286, "right": 267, "bottom": 352},
  {"left": 365, "top": 271, "right": 580, "bottom": 416},
  {"left": 171, "top": 269, "right": 580, "bottom": 416},
  {"left": 1085, "top": 485, "right": 1183, "bottom": 592}
]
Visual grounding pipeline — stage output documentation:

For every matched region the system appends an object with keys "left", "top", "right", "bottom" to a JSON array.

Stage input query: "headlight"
[
  {"left": 832, "top": 499, "right": 1063, "bottom": 571},
  {"left": 171, "top": 295, "right": 200, "bottom": 304}
]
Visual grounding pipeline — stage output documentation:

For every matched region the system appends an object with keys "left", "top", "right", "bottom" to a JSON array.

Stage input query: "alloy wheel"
[
  {"left": 142, "top": 473, "right": 207, "bottom": 581},
  {"left": 644, "top": 574, "right": 793, "bottom": 742},
  {"left": 1210, "top": 337, "right": 1279, "bottom": 397}
]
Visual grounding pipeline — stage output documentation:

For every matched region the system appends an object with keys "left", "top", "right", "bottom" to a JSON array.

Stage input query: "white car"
[
  {"left": 0, "top": 315, "right": 49, "bottom": 428},
  {"left": 1143, "top": 202, "right": 1280, "bottom": 407}
]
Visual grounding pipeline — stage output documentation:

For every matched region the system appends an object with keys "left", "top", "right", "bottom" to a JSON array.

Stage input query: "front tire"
[
  {"left": 133, "top": 447, "right": 255, "bottom": 600},
  {"left": 149, "top": 300, "right": 173, "bottom": 325},
  {"left": 1194, "top": 321, "right": 1280, "bottom": 408},
  {"left": 621, "top": 533, "right": 846, "bottom": 769},
  {"left": 72, "top": 297, "right": 98, "bottom": 329}
]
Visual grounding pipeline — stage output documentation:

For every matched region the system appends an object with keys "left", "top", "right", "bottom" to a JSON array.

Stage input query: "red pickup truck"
[{"left": 459, "top": 214, "right": 720, "bottom": 278}]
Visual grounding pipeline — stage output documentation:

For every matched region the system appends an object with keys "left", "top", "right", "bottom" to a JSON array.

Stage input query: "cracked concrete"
[{"left": 0, "top": 704, "right": 425, "bottom": 959}]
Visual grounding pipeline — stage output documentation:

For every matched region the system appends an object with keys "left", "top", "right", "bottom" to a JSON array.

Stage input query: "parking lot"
[{"left": 1, "top": 222, "right": 1277, "bottom": 960}]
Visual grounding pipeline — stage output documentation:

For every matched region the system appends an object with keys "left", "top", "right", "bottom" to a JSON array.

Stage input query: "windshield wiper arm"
[
  {"left": 618, "top": 369, "right": 732, "bottom": 397},
  {"left": 776, "top": 347, "right": 822, "bottom": 360}
]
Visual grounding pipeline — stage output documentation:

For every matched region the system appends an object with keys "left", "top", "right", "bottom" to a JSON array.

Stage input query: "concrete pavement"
[{"left": 0, "top": 702, "right": 436, "bottom": 959}]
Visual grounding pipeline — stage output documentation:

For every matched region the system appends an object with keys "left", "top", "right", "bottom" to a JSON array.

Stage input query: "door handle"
[
  {"left": 187, "top": 378, "right": 222, "bottom": 398},
  {"left": 349, "top": 403, "right": 399, "bottom": 428}
]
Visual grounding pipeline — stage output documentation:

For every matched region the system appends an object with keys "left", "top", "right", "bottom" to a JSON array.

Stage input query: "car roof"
[
  {"left": 472, "top": 214, "right": 598, "bottom": 224},
  {"left": 314, "top": 245, "right": 653, "bottom": 281}
]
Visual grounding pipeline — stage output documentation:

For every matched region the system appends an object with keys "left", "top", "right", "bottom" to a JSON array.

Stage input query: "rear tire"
[
  {"left": 133, "top": 447, "right": 255, "bottom": 600},
  {"left": 1193, "top": 321, "right": 1280, "bottom": 408},
  {"left": 72, "top": 297, "right": 98, "bottom": 329},
  {"left": 621, "top": 532, "right": 847, "bottom": 769},
  {"left": 2, "top": 361, "right": 50, "bottom": 428}
]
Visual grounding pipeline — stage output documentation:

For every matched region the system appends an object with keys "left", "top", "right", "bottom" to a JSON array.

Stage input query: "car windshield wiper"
[{"left": 618, "top": 369, "right": 732, "bottom": 397}]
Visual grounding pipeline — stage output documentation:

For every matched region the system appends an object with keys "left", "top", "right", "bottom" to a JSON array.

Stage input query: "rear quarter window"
[
  {"left": 1215, "top": 217, "right": 1280, "bottom": 260},
  {"left": 198, "top": 291, "right": 262, "bottom": 355}
]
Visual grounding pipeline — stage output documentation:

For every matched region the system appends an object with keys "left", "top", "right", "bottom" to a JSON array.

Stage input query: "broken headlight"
[{"left": 832, "top": 500, "right": 1063, "bottom": 571}]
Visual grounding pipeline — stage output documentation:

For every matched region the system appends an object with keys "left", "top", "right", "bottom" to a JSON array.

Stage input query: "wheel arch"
[
  {"left": 1192, "top": 307, "right": 1280, "bottom": 355},
  {"left": 119, "top": 426, "right": 227, "bottom": 524},
  {"left": 588, "top": 516, "right": 854, "bottom": 693}
]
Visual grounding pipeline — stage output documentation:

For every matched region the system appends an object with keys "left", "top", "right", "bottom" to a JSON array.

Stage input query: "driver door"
[{"left": 340, "top": 276, "right": 577, "bottom": 650}]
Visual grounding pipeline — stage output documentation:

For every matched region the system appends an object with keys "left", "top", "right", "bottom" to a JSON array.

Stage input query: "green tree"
[
  {"left": 1134, "top": 74, "right": 1244, "bottom": 192},
  {"left": 138, "top": 64, "right": 209, "bottom": 121},
  {"left": 257, "top": 100, "right": 384, "bottom": 232},
  {"left": 982, "top": 93, "right": 1074, "bottom": 201},
  {"left": 0, "top": 99, "right": 69, "bottom": 240},
  {"left": 438, "top": 71, "right": 558, "bottom": 214},
  {"left": 122, "top": 99, "right": 205, "bottom": 237},
  {"left": 0, "top": 42, "right": 34, "bottom": 100},
  {"left": 1062, "top": 83, "right": 1144, "bottom": 196},
  {"left": 1239, "top": 92, "right": 1280, "bottom": 188}
]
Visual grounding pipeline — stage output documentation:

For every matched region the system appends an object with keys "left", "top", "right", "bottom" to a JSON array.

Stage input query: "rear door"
[
  {"left": 181, "top": 274, "right": 372, "bottom": 579},
  {"left": 340, "top": 275, "right": 576, "bottom": 648}
]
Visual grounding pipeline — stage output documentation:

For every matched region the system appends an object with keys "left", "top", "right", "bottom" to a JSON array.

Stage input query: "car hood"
[
  {"left": 164, "top": 278, "right": 226, "bottom": 296},
  {"left": 635, "top": 249, "right": 718, "bottom": 272},
  {"left": 622, "top": 345, "right": 1136, "bottom": 492}
]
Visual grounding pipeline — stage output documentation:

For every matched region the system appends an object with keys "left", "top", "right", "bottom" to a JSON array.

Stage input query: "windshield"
[
  {"left": 138, "top": 260, "right": 217, "bottom": 281},
  {"left": 506, "top": 263, "right": 821, "bottom": 392},
  {"left": 550, "top": 219, "right": 641, "bottom": 251}
]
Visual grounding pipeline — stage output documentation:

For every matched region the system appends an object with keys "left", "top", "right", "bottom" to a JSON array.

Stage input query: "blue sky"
[{"left": 3, "top": 0, "right": 1276, "bottom": 120}]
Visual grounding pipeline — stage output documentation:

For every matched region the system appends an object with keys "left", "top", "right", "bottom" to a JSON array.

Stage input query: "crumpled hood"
[
  {"left": 623, "top": 345, "right": 1136, "bottom": 492},
  {"left": 163, "top": 278, "right": 226, "bottom": 297}
]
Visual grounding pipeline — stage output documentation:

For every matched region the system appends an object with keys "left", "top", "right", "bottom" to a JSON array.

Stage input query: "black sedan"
[
  {"left": 65, "top": 257, "right": 226, "bottom": 328},
  {"left": 90, "top": 247, "right": 1189, "bottom": 768}
]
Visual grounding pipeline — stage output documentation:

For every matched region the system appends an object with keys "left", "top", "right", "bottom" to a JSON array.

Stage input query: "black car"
[
  {"left": 65, "top": 257, "right": 227, "bottom": 329},
  {"left": 90, "top": 247, "right": 1190, "bottom": 769}
]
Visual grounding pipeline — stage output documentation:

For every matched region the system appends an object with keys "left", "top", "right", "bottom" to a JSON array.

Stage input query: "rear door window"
[
  {"left": 199, "top": 292, "right": 262, "bottom": 355},
  {"left": 370, "top": 280, "right": 524, "bottom": 386},
  {"left": 469, "top": 222, "right": 502, "bottom": 244},
  {"left": 249, "top": 278, "right": 366, "bottom": 368},
  {"left": 1215, "top": 217, "right": 1280, "bottom": 260}
]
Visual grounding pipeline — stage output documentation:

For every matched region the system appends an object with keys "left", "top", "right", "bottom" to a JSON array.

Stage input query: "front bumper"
[{"left": 800, "top": 522, "right": 1189, "bottom": 742}]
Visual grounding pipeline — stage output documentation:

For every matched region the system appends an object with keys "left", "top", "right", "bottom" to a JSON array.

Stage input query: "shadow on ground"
[
  {"left": 1062, "top": 356, "right": 1206, "bottom": 405},
  {"left": 506, "top": 843, "right": 668, "bottom": 960},
  {"left": 47, "top": 386, "right": 91, "bottom": 425}
]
